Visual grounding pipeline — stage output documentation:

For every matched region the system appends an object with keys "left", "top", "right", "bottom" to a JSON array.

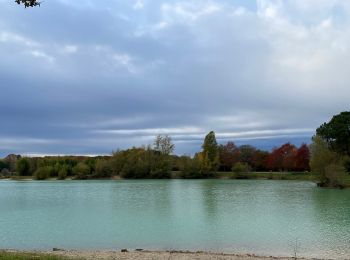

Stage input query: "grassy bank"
[
  {"left": 3, "top": 171, "right": 350, "bottom": 187},
  {"left": 1, "top": 171, "right": 320, "bottom": 182},
  {"left": 0, "top": 251, "right": 73, "bottom": 260},
  {"left": 218, "top": 171, "right": 315, "bottom": 181}
]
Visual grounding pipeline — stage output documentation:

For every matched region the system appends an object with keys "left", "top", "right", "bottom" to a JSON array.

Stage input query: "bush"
[
  {"left": 0, "top": 160, "right": 8, "bottom": 172},
  {"left": 342, "top": 156, "right": 350, "bottom": 173},
  {"left": 179, "top": 157, "right": 202, "bottom": 179},
  {"left": 58, "top": 166, "right": 68, "bottom": 180},
  {"left": 94, "top": 160, "right": 113, "bottom": 178},
  {"left": 1, "top": 168, "right": 11, "bottom": 177},
  {"left": 72, "top": 162, "right": 90, "bottom": 179},
  {"left": 150, "top": 154, "right": 172, "bottom": 178},
  {"left": 34, "top": 166, "right": 54, "bottom": 180},
  {"left": 232, "top": 162, "right": 251, "bottom": 174},
  {"left": 231, "top": 162, "right": 251, "bottom": 179},
  {"left": 324, "top": 163, "right": 347, "bottom": 188},
  {"left": 16, "top": 158, "right": 31, "bottom": 176}
]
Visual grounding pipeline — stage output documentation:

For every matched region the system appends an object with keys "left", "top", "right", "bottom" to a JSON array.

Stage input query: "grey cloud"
[{"left": 0, "top": 0, "right": 349, "bottom": 156}]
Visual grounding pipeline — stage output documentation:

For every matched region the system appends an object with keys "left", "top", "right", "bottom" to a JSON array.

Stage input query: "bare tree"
[{"left": 154, "top": 135, "right": 175, "bottom": 155}]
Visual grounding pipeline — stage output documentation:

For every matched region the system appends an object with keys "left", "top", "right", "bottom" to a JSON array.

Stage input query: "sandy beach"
[{"left": 2, "top": 250, "right": 325, "bottom": 260}]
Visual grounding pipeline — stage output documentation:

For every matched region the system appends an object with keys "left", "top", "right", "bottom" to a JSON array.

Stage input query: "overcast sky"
[{"left": 0, "top": 0, "right": 349, "bottom": 156}]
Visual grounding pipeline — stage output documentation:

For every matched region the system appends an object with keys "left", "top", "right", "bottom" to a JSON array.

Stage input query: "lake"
[{"left": 0, "top": 179, "right": 349, "bottom": 258}]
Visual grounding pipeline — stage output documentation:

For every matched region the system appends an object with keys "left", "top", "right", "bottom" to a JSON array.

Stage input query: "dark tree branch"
[{"left": 15, "top": 0, "right": 42, "bottom": 8}]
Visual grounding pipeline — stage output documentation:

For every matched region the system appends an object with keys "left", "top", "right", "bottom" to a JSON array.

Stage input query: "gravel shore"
[{"left": 4, "top": 249, "right": 324, "bottom": 260}]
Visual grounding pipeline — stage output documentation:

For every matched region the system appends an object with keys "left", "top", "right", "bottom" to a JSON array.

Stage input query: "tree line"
[
  {"left": 0, "top": 132, "right": 310, "bottom": 180},
  {"left": 1, "top": 111, "right": 349, "bottom": 188}
]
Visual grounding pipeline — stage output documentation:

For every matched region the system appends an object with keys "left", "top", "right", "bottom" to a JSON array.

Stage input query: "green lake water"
[{"left": 0, "top": 179, "right": 349, "bottom": 258}]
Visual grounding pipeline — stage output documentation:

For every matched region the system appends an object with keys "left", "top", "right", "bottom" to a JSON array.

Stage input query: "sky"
[{"left": 0, "top": 0, "right": 349, "bottom": 156}]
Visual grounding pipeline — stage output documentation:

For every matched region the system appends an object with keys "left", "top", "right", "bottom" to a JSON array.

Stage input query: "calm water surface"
[{"left": 0, "top": 179, "right": 349, "bottom": 258}]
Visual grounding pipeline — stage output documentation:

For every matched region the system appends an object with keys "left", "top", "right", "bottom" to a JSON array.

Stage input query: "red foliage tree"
[
  {"left": 295, "top": 143, "right": 310, "bottom": 171},
  {"left": 218, "top": 142, "right": 240, "bottom": 171},
  {"left": 251, "top": 150, "right": 269, "bottom": 171},
  {"left": 267, "top": 143, "right": 297, "bottom": 171}
]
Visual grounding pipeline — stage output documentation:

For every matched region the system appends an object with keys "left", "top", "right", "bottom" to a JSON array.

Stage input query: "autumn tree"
[
  {"left": 267, "top": 143, "right": 297, "bottom": 171},
  {"left": 218, "top": 141, "right": 240, "bottom": 171},
  {"left": 238, "top": 145, "right": 256, "bottom": 166},
  {"left": 295, "top": 144, "right": 310, "bottom": 171},
  {"left": 251, "top": 150, "right": 269, "bottom": 171}
]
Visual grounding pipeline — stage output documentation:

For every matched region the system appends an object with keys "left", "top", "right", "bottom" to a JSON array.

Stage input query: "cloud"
[
  {"left": 29, "top": 50, "right": 55, "bottom": 63},
  {"left": 62, "top": 45, "right": 78, "bottom": 54},
  {"left": 0, "top": 31, "right": 38, "bottom": 47},
  {"left": 0, "top": 0, "right": 348, "bottom": 156},
  {"left": 133, "top": 0, "right": 144, "bottom": 10}
]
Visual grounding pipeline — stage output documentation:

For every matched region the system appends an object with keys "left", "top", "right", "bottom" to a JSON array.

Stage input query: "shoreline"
[{"left": 1, "top": 249, "right": 330, "bottom": 260}]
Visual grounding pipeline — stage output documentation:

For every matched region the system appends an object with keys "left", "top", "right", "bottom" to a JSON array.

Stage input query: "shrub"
[
  {"left": 16, "top": 158, "right": 31, "bottom": 176},
  {"left": 58, "top": 166, "right": 68, "bottom": 180},
  {"left": 34, "top": 166, "right": 54, "bottom": 180},
  {"left": 1, "top": 168, "right": 11, "bottom": 177},
  {"left": 232, "top": 162, "right": 251, "bottom": 174},
  {"left": 72, "top": 162, "right": 90, "bottom": 179},
  {"left": 94, "top": 160, "right": 113, "bottom": 178},
  {"left": 324, "top": 163, "right": 347, "bottom": 188},
  {"left": 179, "top": 156, "right": 202, "bottom": 179}
]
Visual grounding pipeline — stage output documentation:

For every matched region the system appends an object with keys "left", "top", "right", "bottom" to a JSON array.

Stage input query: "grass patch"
[
  {"left": 218, "top": 171, "right": 314, "bottom": 181},
  {"left": 344, "top": 175, "right": 350, "bottom": 187},
  {"left": 0, "top": 251, "right": 73, "bottom": 260}
]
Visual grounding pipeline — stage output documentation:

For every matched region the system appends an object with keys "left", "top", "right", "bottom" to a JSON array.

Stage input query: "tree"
[
  {"left": 310, "top": 135, "right": 346, "bottom": 187},
  {"left": 152, "top": 135, "right": 174, "bottom": 178},
  {"left": 316, "top": 111, "right": 350, "bottom": 156},
  {"left": 281, "top": 143, "right": 297, "bottom": 171},
  {"left": 16, "top": 158, "right": 31, "bottom": 176},
  {"left": 0, "top": 160, "right": 8, "bottom": 172},
  {"left": 295, "top": 144, "right": 310, "bottom": 171},
  {"left": 58, "top": 166, "right": 68, "bottom": 180},
  {"left": 72, "top": 162, "right": 90, "bottom": 179},
  {"left": 95, "top": 160, "right": 113, "bottom": 178},
  {"left": 238, "top": 145, "right": 256, "bottom": 166},
  {"left": 251, "top": 150, "right": 269, "bottom": 171},
  {"left": 199, "top": 131, "right": 219, "bottom": 176},
  {"left": 218, "top": 142, "right": 240, "bottom": 171},
  {"left": 15, "top": 0, "right": 42, "bottom": 8},
  {"left": 4, "top": 154, "right": 21, "bottom": 172},
  {"left": 154, "top": 135, "right": 175, "bottom": 155},
  {"left": 34, "top": 166, "right": 54, "bottom": 180},
  {"left": 178, "top": 156, "right": 201, "bottom": 179},
  {"left": 267, "top": 143, "right": 297, "bottom": 171}
]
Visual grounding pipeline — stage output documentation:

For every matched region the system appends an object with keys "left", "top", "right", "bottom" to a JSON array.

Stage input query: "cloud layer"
[{"left": 0, "top": 0, "right": 349, "bottom": 156}]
